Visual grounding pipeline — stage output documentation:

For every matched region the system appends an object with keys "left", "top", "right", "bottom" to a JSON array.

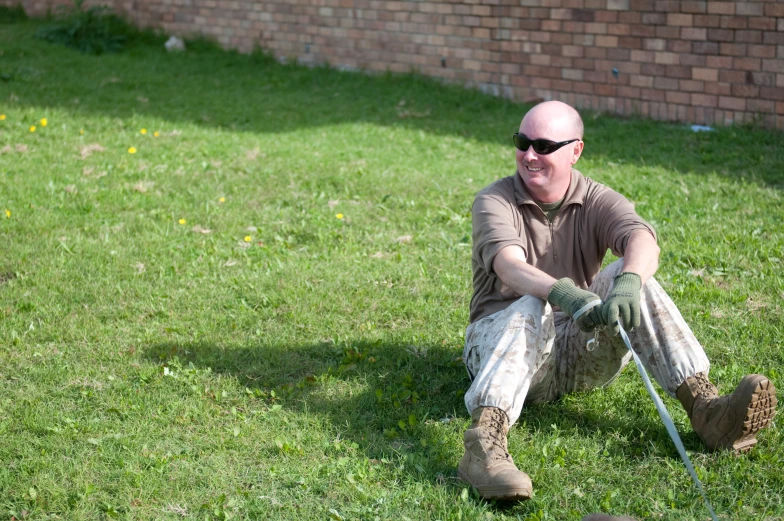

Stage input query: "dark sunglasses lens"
[
  {"left": 532, "top": 141, "right": 558, "bottom": 154},
  {"left": 513, "top": 134, "right": 531, "bottom": 151}
]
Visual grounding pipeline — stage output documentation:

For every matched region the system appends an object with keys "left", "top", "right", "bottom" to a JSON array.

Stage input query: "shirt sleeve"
[
  {"left": 590, "top": 186, "right": 657, "bottom": 258},
  {"left": 472, "top": 193, "right": 527, "bottom": 275}
]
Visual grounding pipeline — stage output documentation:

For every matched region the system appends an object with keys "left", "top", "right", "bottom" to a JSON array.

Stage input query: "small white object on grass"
[
  {"left": 165, "top": 36, "right": 186, "bottom": 52},
  {"left": 690, "top": 124, "right": 714, "bottom": 132}
]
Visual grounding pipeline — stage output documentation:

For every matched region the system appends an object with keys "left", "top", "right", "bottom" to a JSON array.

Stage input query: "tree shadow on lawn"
[
  {"left": 4, "top": 17, "right": 784, "bottom": 189},
  {"left": 142, "top": 338, "right": 702, "bottom": 495}
]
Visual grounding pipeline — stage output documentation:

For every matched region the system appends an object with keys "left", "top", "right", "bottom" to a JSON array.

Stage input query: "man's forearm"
[
  {"left": 621, "top": 230, "right": 660, "bottom": 284},
  {"left": 492, "top": 246, "right": 557, "bottom": 301}
]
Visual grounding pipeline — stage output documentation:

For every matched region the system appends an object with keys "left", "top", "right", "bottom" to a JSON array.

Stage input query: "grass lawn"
[{"left": 1, "top": 10, "right": 783, "bottom": 521}]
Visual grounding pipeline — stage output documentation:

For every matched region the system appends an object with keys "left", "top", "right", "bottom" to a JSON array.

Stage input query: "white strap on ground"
[{"left": 617, "top": 323, "right": 720, "bottom": 521}]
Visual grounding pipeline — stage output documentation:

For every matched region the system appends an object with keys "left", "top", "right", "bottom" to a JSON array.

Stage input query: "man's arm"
[
  {"left": 621, "top": 229, "right": 660, "bottom": 284},
  {"left": 492, "top": 245, "right": 557, "bottom": 301}
]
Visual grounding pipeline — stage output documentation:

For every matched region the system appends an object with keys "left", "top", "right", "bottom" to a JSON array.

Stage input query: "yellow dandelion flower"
[
  {"left": 40, "top": 118, "right": 48, "bottom": 127},
  {"left": 178, "top": 218, "right": 186, "bottom": 225},
  {"left": 140, "top": 128, "right": 147, "bottom": 135},
  {"left": 4, "top": 209, "right": 10, "bottom": 218},
  {"left": 128, "top": 147, "right": 137, "bottom": 154},
  {"left": 0, "top": 114, "right": 6, "bottom": 120},
  {"left": 79, "top": 129, "right": 85, "bottom": 135},
  {"left": 244, "top": 236, "right": 252, "bottom": 242},
  {"left": 336, "top": 213, "right": 344, "bottom": 219},
  {"left": 153, "top": 131, "right": 159, "bottom": 137},
  {"left": 29, "top": 126, "right": 36, "bottom": 133},
  {"left": 219, "top": 197, "right": 225, "bottom": 203}
]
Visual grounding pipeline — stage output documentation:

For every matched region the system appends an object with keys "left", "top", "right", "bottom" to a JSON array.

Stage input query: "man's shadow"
[{"left": 142, "top": 338, "right": 702, "bottom": 503}]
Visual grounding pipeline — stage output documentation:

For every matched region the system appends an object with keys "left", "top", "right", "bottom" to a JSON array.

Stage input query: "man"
[{"left": 458, "top": 101, "right": 777, "bottom": 501}]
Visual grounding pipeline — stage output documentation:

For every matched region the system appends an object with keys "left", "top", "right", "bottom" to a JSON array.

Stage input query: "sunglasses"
[{"left": 512, "top": 133, "right": 579, "bottom": 155}]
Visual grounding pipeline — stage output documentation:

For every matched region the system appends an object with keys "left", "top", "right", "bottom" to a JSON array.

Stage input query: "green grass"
[{"left": 1, "top": 12, "right": 783, "bottom": 521}]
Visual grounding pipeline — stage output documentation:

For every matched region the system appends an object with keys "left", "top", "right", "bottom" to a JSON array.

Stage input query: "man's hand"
[
  {"left": 601, "top": 272, "right": 642, "bottom": 336},
  {"left": 547, "top": 278, "right": 603, "bottom": 332}
]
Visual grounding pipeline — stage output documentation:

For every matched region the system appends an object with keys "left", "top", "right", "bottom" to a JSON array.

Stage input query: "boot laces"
[{"left": 693, "top": 373, "right": 718, "bottom": 401}]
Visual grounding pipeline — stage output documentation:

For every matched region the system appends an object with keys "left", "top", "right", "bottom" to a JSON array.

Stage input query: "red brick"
[
  {"left": 693, "top": 41, "right": 719, "bottom": 54},
  {"left": 619, "top": 11, "right": 641, "bottom": 23},
  {"left": 748, "top": 18, "right": 775, "bottom": 31},
  {"left": 693, "top": 67, "right": 718, "bottom": 81},
  {"left": 707, "top": 1, "right": 734, "bottom": 15},
  {"left": 619, "top": 36, "right": 642, "bottom": 49},
  {"left": 666, "top": 65, "right": 691, "bottom": 79},
  {"left": 750, "top": 72, "right": 776, "bottom": 87},
  {"left": 609, "top": 23, "right": 631, "bottom": 36},
  {"left": 681, "top": 27, "right": 707, "bottom": 41},
  {"left": 734, "top": 57, "right": 761, "bottom": 71},
  {"left": 706, "top": 55, "right": 733, "bottom": 68},
  {"left": 655, "top": 0, "right": 679, "bottom": 12},
  {"left": 680, "top": 53, "right": 706, "bottom": 67},
  {"left": 719, "top": 96, "right": 746, "bottom": 111},
  {"left": 736, "top": 31, "right": 762, "bottom": 44},
  {"left": 641, "top": 88, "right": 666, "bottom": 101},
  {"left": 584, "top": 22, "right": 608, "bottom": 34},
  {"left": 681, "top": 1, "right": 707, "bottom": 14},
  {"left": 707, "top": 28, "right": 734, "bottom": 42},
  {"left": 720, "top": 43, "right": 747, "bottom": 57},
  {"left": 654, "top": 51, "right": 679, "bottom": 64},
  {"left": 667, "top": 13, "right": 693, "bottom": 26},
  {"left": 692, "top": 93, "right": 718, "bottom": 107},
  {"left": 655, "top": 26, "right": 680, "bottom": 39},
  {"left": 595, "top": 11, "right": 619, "bottom": 22},
  {"left": 541, "top": 20, "right": 561, "bottom": 31},
  {"left": 693, "top": 15, "right": 720, "bottom": 28},
  {"left": 667, "top": 40, "right": 691, "bottom": 53},
  {"left": 748, "top": 45, "right": 776, "bottom": 59},
  {"left": 680, "top": 79, "right": 705, "bottom": 92},
  {"left": 762, "top": 60, "right": 784, "bottom": 73},
  {"left": 747, "top": 99, "right": 775, "bottom": 113},
  {"left": 642, "top": 12, "right": 666, "bottom": 25},
  {"left": 763, "top": 87, "right": 784, "bottom": 101},
  {"left": 736, "top": 3, "right": 763, "bottom": 16},
  {"left": 631, "top": 50, "right": 654, "bottom": 62},
  {"left": 666, "top": 90, "right": 691, "bottom": 104},
  {"left": 720, "top": 16, "right": 747, "bottom": 29},
  {"left": 631, "top": 75, "right": 654, "bottom": 87},
  {"left": 654, "top": 76, "right": 679, "bottom": 90},
  {"left": 764, "top": 32, "right": 784, "bottom": 45},
  {"left": 641, "top": 63, "right": 666, "bottom": 76},
  {"left": 731, "top": 84, "right": 759, "bottom": 97},
  {"left": 718, "top": 70, "right": 746, "bottom": 83},
  {"left": 764, "top": 3, "right": 784, "bottom": 17}
]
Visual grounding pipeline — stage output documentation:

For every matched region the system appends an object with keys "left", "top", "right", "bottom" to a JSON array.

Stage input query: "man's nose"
[{"left": 523, "top": 146, "right": 538, "bottom": 162}]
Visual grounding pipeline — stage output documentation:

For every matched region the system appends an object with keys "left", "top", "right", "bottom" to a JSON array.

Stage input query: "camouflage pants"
[{"left": 463, "top": 259, "right": 710, "bottom": 426}]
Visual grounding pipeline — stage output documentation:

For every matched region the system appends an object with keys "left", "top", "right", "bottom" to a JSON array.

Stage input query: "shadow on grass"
[
  {"left": 142, "top": 337, "right": 699, "bottom": 503},
  {"left": 2, "top": 17, "right": 784, "bottom": 189}
]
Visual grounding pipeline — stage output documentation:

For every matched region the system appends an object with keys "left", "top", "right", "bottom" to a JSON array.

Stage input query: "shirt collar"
[{"left": 513, "top": 168, "right": 587, "bottom": 208}]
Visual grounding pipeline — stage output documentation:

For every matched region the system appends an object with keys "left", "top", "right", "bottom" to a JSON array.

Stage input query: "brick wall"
[{"left": 7, "top": 0, "right": 784, "bottom": 128}]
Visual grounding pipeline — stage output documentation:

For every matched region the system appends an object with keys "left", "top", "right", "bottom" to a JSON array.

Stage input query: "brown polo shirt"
[{"left": 469, "top": 169, "right": 657, "bottom": 323}]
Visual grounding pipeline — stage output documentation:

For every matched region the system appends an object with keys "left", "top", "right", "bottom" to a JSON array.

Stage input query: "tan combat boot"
[
  {"left": 676, "top": 372, "right": 777, "bottom": 452},
  {"left": 457, "top": 406, "right": 532, "bottom": 501}
]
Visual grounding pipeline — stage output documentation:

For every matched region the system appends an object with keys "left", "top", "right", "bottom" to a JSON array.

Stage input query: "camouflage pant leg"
[
  {"left": 463, "top": 295, "right": 557, "bottom": 426},
  {"left": 553, "top": 259, "right": 710, "bottom": 399},
  {"left": 464, "top": 260, "right": 711, "bottom": 426}
]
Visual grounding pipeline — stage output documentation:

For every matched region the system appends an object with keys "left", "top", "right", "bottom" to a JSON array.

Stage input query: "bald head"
[{"left": 520, "top": 101, "right": 584, "bottom": 141}]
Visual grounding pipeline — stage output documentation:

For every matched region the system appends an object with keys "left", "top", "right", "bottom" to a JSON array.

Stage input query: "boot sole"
[
  {"left": 456, "top": 469, "right": 532, "bottom": 501},
  {"left": 720, "top": 374, "right": 777, "bottom": 452}
]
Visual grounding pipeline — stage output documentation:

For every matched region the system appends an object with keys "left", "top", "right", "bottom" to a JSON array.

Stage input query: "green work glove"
[
  {"left": 601, "top": 272, "right": 642, "bottom": 336},
  {"left": 547, "top": 278, "right": 603, "bottom": 333}
]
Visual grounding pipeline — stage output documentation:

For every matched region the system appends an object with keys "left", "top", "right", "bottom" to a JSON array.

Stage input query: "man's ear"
[{"left": 570, "top": 141, "right": 584, "bottom": 165}]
